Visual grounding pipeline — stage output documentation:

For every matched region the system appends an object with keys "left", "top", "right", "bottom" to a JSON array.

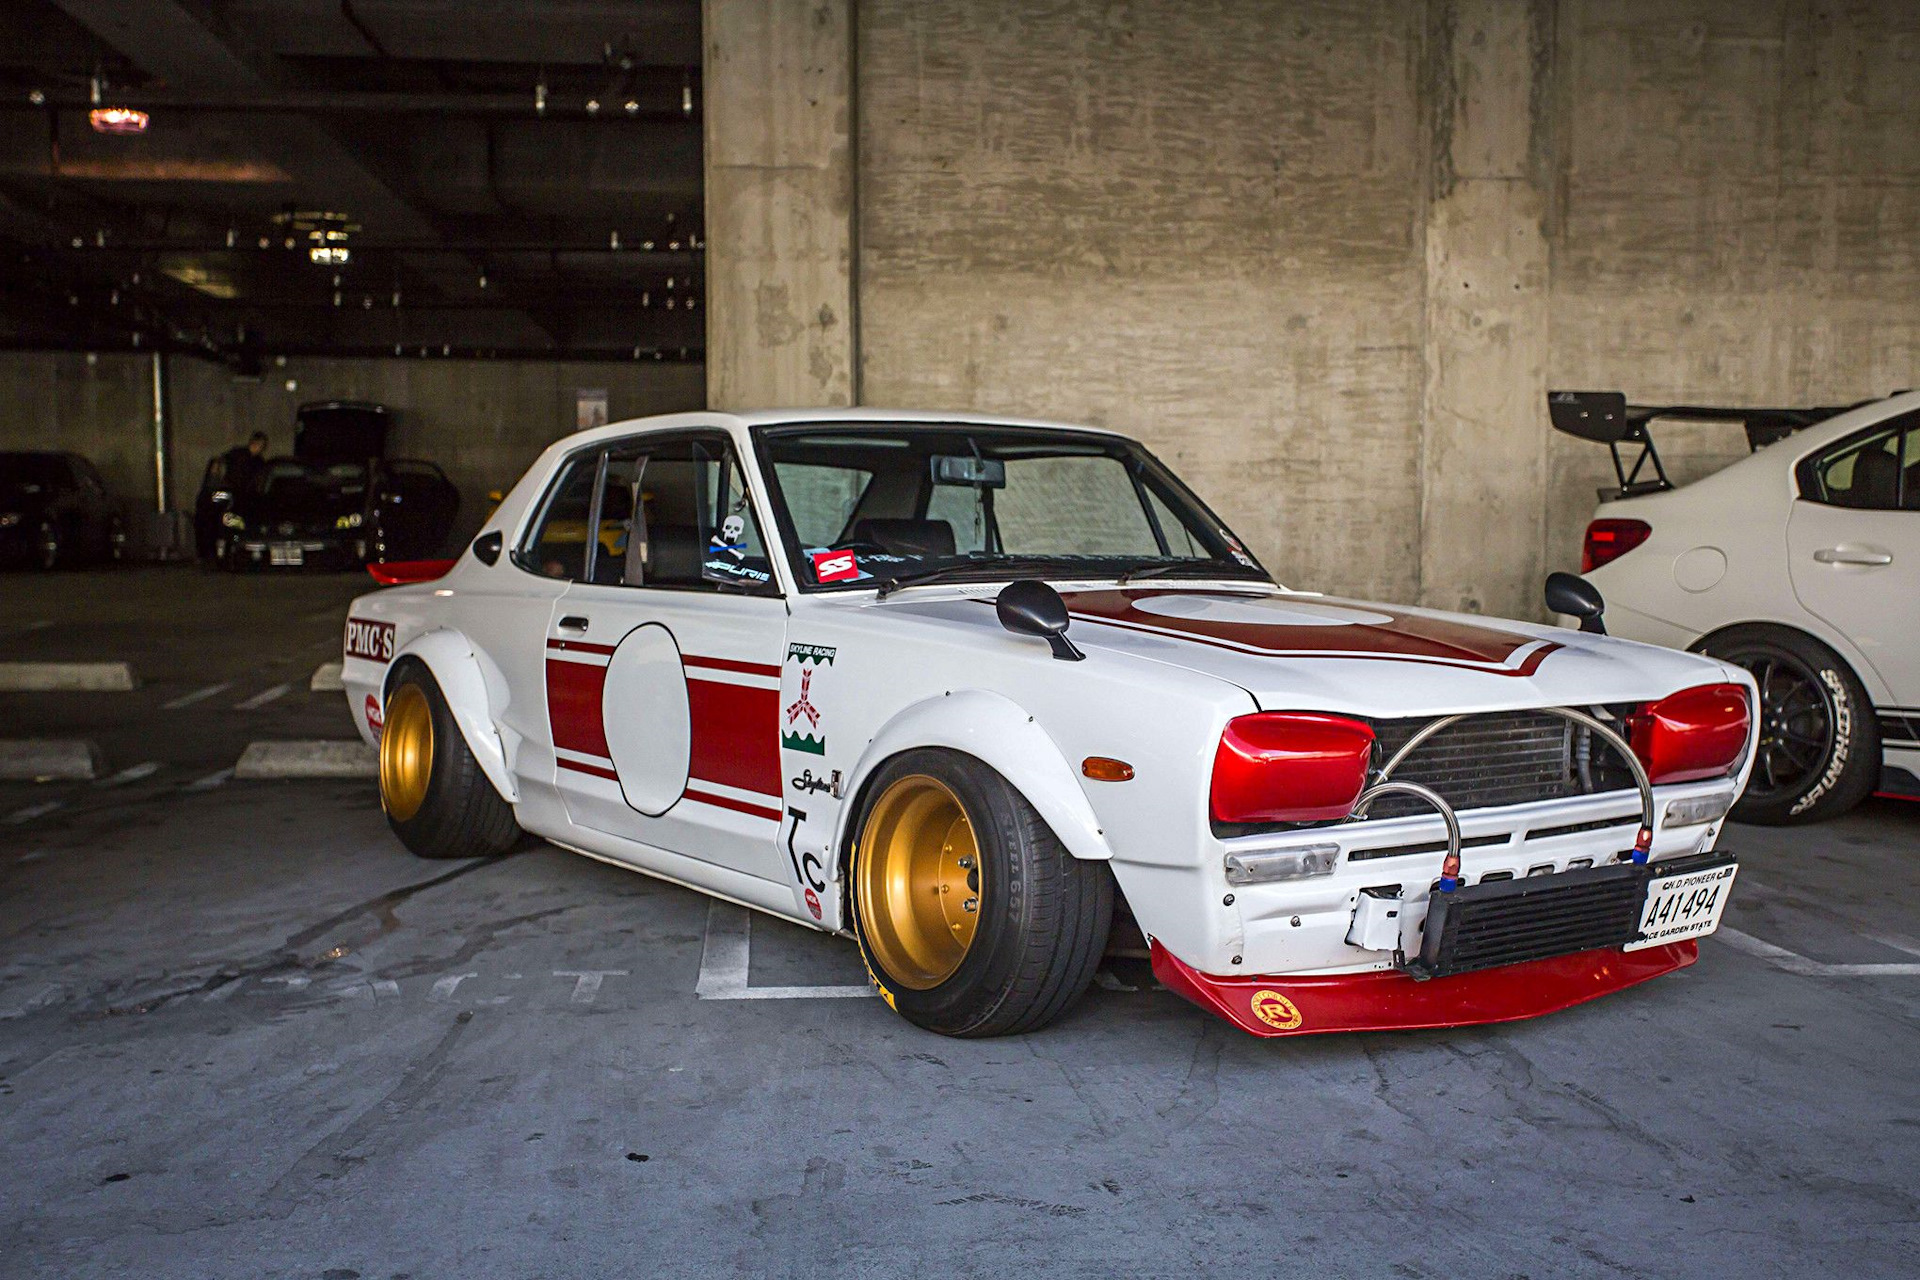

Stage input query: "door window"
[{"left": 519, "top": 452, "right": 600, "bottom": 580}]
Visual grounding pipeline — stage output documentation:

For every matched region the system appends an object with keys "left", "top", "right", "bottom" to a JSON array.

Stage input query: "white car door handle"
[{"left": 1813, "top": 546, "right": 1892, "bottom": 566}]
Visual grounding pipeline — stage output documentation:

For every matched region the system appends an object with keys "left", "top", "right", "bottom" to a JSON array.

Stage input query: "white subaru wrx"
[{"left": 343, "top": 410, "right": 1756, "bottom": 1039}]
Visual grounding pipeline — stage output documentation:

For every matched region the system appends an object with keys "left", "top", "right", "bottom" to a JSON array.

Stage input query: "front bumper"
[
  {"left": 1154, "top": 849, "right": 1736, "bottom": 1037},
  {"left": 1152, "top": 938, "right": 1697, "bottom": 1037},
  {"left": 235, "top": 534, "right": 364, "bottom": 569}
]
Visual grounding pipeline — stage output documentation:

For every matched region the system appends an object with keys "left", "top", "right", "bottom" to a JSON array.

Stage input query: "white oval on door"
[{"left": 602, "top": 623, "right": 691, "bottom": 815}]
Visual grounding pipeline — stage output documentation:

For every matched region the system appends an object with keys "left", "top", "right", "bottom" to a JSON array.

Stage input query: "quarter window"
[{"left": 1802, "top": 419, "right": 1916, "bottom": 511}]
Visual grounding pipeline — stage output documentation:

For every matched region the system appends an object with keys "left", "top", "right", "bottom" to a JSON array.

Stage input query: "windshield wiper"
[
  {"left": 872, "top": 556, "right": 1060, "bottom": 601},
  {"left": 1116, "top": 561, "right": 1253, "bottom": 586}
]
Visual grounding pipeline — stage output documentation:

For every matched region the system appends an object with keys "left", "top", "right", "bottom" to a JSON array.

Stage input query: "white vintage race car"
[
  {"left": 1553, "top": 389, "right": 1919, "bottom": 824},
  {"left": 342, "top": 410, "right": 1757, "bottom": 1039}
]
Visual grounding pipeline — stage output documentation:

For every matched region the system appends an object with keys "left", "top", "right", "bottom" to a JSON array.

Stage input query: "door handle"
[
  {"left": 1813, "top": 547, "right": 1892, "bottom": 566},
  {"left": 557, "top": 615, "right": 591, "bottom": 631}
]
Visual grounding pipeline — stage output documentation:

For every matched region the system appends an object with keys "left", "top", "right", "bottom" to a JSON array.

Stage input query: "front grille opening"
[
  {"left": 1348, "top": 832, "right": 1510, "bottom": 863},
  {"left": 1212, "top": 705, "right": 1642, "bottom": 840}
]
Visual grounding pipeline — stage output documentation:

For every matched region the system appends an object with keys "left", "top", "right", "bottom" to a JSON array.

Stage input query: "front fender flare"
[
  {"left": 387, "top": 628, "right": 518, "bottom": 805},
  {"left": 837, "top": 690, "right": 1114, "bottom": 868}
]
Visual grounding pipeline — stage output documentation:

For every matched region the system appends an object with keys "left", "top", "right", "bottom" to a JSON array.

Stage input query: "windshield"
[
  {"left": 249, "top": 460, "right": 367, "bottom": 514},
  {"left": 756, "top": 424, "right": 1266, "bottom": 591},
  {"left": 0, "top": 453, "right": 72, "bottom": 495}
]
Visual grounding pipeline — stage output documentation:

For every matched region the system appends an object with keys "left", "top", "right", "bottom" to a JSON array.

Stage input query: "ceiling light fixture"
[{"left": 87, "top": 75, "right": 148, "bottom": 135}]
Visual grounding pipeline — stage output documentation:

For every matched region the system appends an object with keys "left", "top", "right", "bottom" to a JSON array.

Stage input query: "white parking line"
[
  {"left": 555, "top": 969, "right": 628, "bottom": 1004},
  {"left": 309, "top": 662, "right": 344, "bottom": 692},
  {"left": 233, "top": 683, "right": 291, "bottom": 710},
  {"left": 183, "top": 768, "right": 234, "bottom": 792},
  {"left": 162, "top": 682, "right": 232, "bottom": 710},
  {"left": 4, "top": 801, "right": 65, "bottom": 825},
  {"left": 694, "top": 902, "right": 875, "bottom": 1001},
  {"left": 97, "top": 762, "right": 160, "bottom": 787},
  {"left": 1715, "top": 927, "right": 1920, "bottom": 977},
  {"left": 0, "top": 661, "right": 136, "bottom": 691}
]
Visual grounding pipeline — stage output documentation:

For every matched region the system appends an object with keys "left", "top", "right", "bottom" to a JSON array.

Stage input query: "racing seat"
[{"left": 851, "top": 518, "right": 957, "bottom": 557}]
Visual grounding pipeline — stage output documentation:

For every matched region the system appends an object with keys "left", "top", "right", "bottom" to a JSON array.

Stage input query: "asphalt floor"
[{"left": 2, "top": 566, "right": 1917, "bottom": 1278}]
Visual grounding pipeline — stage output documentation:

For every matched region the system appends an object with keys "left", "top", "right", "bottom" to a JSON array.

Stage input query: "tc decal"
[{"left": 1249, "top": 989, "right": 1303, "bottom": 1031}]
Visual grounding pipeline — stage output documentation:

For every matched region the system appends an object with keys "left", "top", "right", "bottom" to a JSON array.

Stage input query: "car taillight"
[
  {"left": 1211, "top": 713, "right": 1375, "bottom": 824},
  {"left": 1628, "top": 683, "right": 1751, "bottom": 785},
  {"left": 1581, "top": 518, "right": 1651, "bottom": 572}
]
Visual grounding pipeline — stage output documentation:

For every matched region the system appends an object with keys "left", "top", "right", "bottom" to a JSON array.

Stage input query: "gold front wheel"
[
  {"left": 854, "top": 774, "right": 984, "bottom": 990},
  {"left": 379, "top": 680, "right": 435, "bottom": 823}
]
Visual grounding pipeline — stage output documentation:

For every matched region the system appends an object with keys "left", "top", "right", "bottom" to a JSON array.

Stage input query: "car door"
[
  {"left": 541, "top": 431, "right": 790, "bottom": 884},
  {"left": 1786, "top": 413, "right": 1920, "bottom": 705}
]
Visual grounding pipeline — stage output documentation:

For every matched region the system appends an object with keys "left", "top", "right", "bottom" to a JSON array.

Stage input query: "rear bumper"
[{"left": 1150, "top": 938, "right": 1697, "bottom": 1038}]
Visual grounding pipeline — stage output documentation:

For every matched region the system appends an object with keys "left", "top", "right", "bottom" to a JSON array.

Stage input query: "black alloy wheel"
[{"left": 1697, "top": 624, "right": 1879, "bottom": 825}]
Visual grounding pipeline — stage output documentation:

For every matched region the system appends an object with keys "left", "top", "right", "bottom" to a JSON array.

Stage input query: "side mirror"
[
  {"left": 1545, "top": 571, "right": 1606, "bottom": 634},
  {"left": 996, "top": 580, "right": 1085, "bottom": 661},
  {"left": 471, "top": 530, "right": 503, "bottom": 566}
]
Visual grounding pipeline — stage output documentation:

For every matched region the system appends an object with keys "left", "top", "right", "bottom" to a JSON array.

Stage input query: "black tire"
[
  {"left": 848, "top": 749, "right": 1112, "bottom": 1037},
  {"left": 379, "top": 659, "right": 521, "bottom": 859},
  {"left": 1694, "top": 624, "right": 1880, "bottom": 825}
]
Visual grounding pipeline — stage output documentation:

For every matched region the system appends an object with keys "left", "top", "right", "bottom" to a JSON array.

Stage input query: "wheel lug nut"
[
  {"left": 957, "top": 856, "right": 973, "bottom": 869},
  {"left": 963, "top": 898, "right": 978, "bottom": 913}
]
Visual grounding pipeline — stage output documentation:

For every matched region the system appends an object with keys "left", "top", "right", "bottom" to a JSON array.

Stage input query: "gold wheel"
[
  {"left": 855, "top": 774, "right": 984, "bottom": 990},
  {"left": 379, "top": 681, "right": 434, "bottom": 822}
]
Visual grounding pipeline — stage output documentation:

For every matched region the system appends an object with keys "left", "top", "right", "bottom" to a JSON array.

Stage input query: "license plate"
[
  {"left": 1625, "top": 860, "right": 1737, "bottom": 951},
  {"left": 269, "top": 542, "right": 304, "bottom": 566}
]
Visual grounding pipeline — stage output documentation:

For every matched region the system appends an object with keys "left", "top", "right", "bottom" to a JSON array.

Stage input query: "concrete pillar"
[
  {"left": 1418, "top": 0, "right": 1553, "bottom": 618},
  {"left": 703, "top": 0, "right": 857, "bottom": 410}
]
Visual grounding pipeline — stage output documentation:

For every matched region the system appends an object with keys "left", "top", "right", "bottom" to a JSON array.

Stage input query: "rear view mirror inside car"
[{"left": 930, "top": 455, "right": 1006, "bottom": 488}]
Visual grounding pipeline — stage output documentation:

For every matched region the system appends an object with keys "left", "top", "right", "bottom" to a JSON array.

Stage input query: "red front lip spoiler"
[
  {"left": 1150, "top": 937, "right": 1698, "bottom": 1037},
  {"left": 366, "top": 558, "right": 456, "bottom": 585}
]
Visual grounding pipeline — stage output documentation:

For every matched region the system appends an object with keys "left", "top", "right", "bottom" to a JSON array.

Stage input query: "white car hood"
[{"left": 881, "top": 585, "right": 1740, "bottom": 718}]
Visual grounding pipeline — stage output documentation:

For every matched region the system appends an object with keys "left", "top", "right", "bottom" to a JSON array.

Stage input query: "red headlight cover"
[
  {"left": 1582, "top": 519, "right": 1651, "bottom": 572},
  {"left": 1628, "top": 683, "right": 1751, "bottom": 785},
  {"left": 1211, "top": 712, "right": 1375, "bottom": 824}
]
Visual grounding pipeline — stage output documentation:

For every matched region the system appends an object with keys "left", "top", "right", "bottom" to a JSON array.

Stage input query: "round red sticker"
[
  {"left": 804, "top": 888, "right": 822, "bottom": 920},
  {"left": 365, "top": 694, "right": 384, "bottom": 736}
]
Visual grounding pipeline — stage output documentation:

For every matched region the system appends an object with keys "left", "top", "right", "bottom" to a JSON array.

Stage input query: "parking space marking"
[
  {"left": 429, "top": 973, "right": 478, "bottom": 1002},
  {"left": 1862, "top": 931, "right": 1920, "bottom": 960},
  {"left": 309, "top": 662, "right": 344, "bottom": 692},
  {"left": 162, "top": 682, "right": 233, "bottom": 710},
  {"left": 695, "top": 902, "right": 875, "bottom": 1001},
  {"left": 4, "top": 801, "right": 64, "bottom": 825},
  {"left": 1715, "top": 927, "right": 1920, "bottom": 977},
  {"left": 554, "top": 970, "right": 628, "bottom": 1004},
  {"left": 234, "top": 683, "right": 291, "bottom": 710},
  {"left": 97, "top": 762, "right": 160, "bottom": 787},
  {"left": 183, "top": 768, "right": 234, "bottom": 792}
]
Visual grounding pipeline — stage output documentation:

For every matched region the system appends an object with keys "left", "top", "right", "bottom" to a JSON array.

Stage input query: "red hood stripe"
[{"left": 1060, "top": 590, "right": 1561, "bottom": 676}]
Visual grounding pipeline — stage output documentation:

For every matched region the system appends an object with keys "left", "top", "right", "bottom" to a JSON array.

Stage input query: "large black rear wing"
[{"left": 1547, "top": 390, "right": 1864, "bottom": 500}]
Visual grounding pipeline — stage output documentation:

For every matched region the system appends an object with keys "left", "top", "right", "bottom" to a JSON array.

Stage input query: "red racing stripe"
[
  {"left": 557, "top": 757, "right": 619, "bottom": 781},
  {"left": 682, "top": 654, "right": 782, "bottom": 678},
  {"left": 683, "top": 787, "right": 781, "bottom": 822},
  {"left": 684, "top": 677, "right": 781, "bottom": 798},
  {"left": 546, "top": 659, "right": 610, "bottom": 757},
  {"left": 547, "top": 638, "right": 618, "bottom": 656}
]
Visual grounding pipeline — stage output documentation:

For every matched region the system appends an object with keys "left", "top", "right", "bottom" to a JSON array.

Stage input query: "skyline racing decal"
[{"left": 782, "top": 643, "right": 835, "bottom": 754}]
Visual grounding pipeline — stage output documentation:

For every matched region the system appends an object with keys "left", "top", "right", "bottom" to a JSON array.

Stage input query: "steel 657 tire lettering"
[
  {"left": 1695, "top": 624, "right": 1879, "bottom": 826},
  {"left": 846, "top": 748, "right": 1111, "bottom": 1038},
  {"left": 379, "top": 658, "right": 522, "bottom": 859}
]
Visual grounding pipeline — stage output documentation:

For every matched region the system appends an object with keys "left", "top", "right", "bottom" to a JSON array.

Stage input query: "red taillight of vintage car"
[
  {"left": 1628, "top": 683, "right": 1751, "bottom": 784},
  {"left": 1581, "top": 518, "right": 1651, "bottom": 572},
  {"left": 1211, "top": 712, "right": 1376, "bottom": 824}
]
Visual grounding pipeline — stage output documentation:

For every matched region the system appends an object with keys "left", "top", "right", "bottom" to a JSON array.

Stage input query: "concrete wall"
[
  {"left": 844, "top": 0, "right": 1920, "bottom": 618},
  {"left": 0, "top": 352, "right": 705, "bottom": 550}
]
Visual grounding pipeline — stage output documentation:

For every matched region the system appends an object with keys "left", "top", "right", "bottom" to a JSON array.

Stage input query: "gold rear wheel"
[
  {"left": 854, "top": 774, "right": 984, "bottom": 990},
  {"left": 379, "top": 681, "right": 435, "bottom": 822}
]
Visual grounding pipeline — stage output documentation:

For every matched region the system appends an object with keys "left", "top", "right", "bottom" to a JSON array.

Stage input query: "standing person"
[{"left": 220, "top": 431, "right": 270, "bottom": 494}]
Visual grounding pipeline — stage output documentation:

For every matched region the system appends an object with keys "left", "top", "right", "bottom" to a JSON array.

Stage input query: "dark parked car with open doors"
[
  {"left": 200, "top": 401, "right": 459, "bottom": 570},
  {"left": 0, "top": 450, "right": 124, "bottom": 569}
]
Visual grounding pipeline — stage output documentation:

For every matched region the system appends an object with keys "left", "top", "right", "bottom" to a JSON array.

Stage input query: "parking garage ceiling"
[{"left": 0, "top": 0, "right": 704, "bottom": 367}]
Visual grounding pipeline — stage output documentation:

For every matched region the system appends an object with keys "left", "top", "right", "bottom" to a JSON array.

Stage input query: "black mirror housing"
[
  {"left": 996, "top": 579, "right": 1085, "bottom": 661},
  {"left": 1545, "top": 571, "right": 1606, "bottom": 634},
  {"left": 471, "top": 530, "right": 503, "bottom": 565}
]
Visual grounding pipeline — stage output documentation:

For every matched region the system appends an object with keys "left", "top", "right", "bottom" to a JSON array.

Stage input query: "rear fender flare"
[
  {"left": 387, "top": 628, "right": 518, "bottom": 804},
  {"left": 834, "top": 690, "right": 1114, "bottom": 880}
]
